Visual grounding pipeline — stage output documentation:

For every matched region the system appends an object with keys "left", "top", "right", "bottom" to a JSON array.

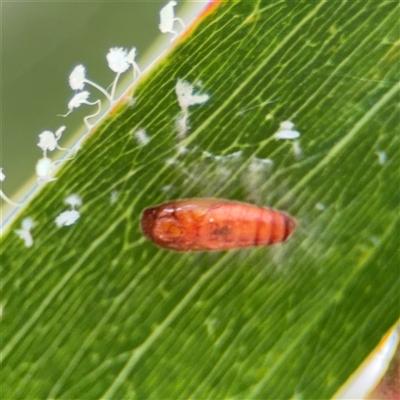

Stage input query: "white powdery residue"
[
  {"left": 274, "top": 120, "right": 301, "bottom": 140},
  {"left": 248, "top": 157, "right": 274, "bottom": 173},
  {"left": 165, "top": 158, "right": 179, "bottom": 166},
  {"left": 315, "top": 203, "right": 326, "bottom": 211},
  {"left": 38, "top": 131, "right": 58, "bottom": 152},
  {"left": 176, "top": 144, "right": 189, "bottom": 155},
  {"left": 280, "top": 121, "right": 295, "bottom": 130},
  {"left": 215, "top": 165, "right": 231, "bottom": 180},
  {"left": 14, "top": 230, "right": 34, "bottom": 247},
  {"left": 36, "top": 157, "right": 56, "bottom": 183},
  {"left": 37, "top": 126, "right": 66, "bottom": 152},
  {"left": 274, "top": 130, "right": 300, "bottom": 140},
  {"left": 369, "top": 236, "right": 380, "bottom": 246},
  {"left": 110, "top": 190, "right": 118, "bottom": 204},
  {"left": 202, "top": 150, "right": 214, "bottom": 158},
  {"left": 161, "top": 185, "right": 174, "bottom": 193},
  {"left": 203, "top": 150, "right": 243, "bottom": 162},
  {"left": 69, "top": 64, "right": 86, "bottom": 91},
  {"left": 175, "top": 79, "right": 209, "bottom": 111},
  {"left": 175, "top": 112, "right": 190, "bottom": 139},
  {"left": 105, "top": 47, "right": 141, "bottom": 101},
  {"left": 214, "top": 151, "right": 243, "bottom": 162},
  {"left": 375, "top": 151, "right": 387, "bottom": 165},
  {"left": 127, "top": 47, "right": 141, "bottom": 80},
  {"left": 292, "top": 140, "right": 302, "bottom": 157},
  {"left": 68, "top": 91, "right": 91, "bottom": 111},
  {"left": 159, "top": 1, "right": 185, "bottom": 39},
  {"left": 134, "top": 128, "right": 150, "bottom": 146},
  {"left": 14, "top": 217, "right": 36, "bottom": 248},
  {"left": 127, "top": 96, "right": 137, "bottom": 108},
  {"left": 68, "top": 64, "right": 111, "bottom": 102},
  {"left": 174, "top": 79, "right": 209, "bottom": 138},
  {"left": 56, "top": 194, "right": 82, "bottom": 227},
  {"left": 64, "top": 194, "right": 82, "bottom": 209},
  {"left": 159, "top": 1, "right": 178, "bottom": 33},
  {"left": 243, "top": 156, "right": 275, "bottom": 203},
  {"left": 107, "top": 47, "right": 129, "bottom": 101},
  {"left": 63, "top": 61, "right": 115, "bottom": 126},
  {"left": 106, "top": 47, "right": 130, "bottom": 74},
  {"left": 55, "top": 210, "right": 80, "bottom": 227},
  {"left": 21, "top": 217, "right": 36, "bottom": 231},
  {"left": 61, "top": 91, "right": 102, "bottom": 125}
]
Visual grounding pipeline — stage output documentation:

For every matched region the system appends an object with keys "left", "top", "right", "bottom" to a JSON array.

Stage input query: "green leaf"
[{"left": 2, "top": 1, "right": 399, "bottom": 398}]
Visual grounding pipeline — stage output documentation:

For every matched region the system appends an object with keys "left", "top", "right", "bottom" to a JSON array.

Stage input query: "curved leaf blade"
[{"left": 1, "top": 1, "right": 399, "bottom": 399}]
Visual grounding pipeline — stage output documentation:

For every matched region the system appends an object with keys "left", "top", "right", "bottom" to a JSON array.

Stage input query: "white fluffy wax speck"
[
  {"left": 274, "top": 120, "right": 301, "bottom": 140},
  {"left": 55, "top": 210, "right": 80, "bottom": 227},
  {"left": 64, "top": 194, "right": 82, "bottom": 209},
  {"left": 134, "top": 128, "right": 150, "bottom": 146},
  {"left": 274, "top": 129, "right": 300, "bottom": 140},
  {"left": 110, "top": 190, "right": 118, "bottom": 204},
  {"left": 175, "top": 79, "right": 209, "bottom": 110},
  {"left": 36, "top": 157, "right": 52, "bottom": 177},
  {"left": 15, "top": 230, "right": 34, "bottom": 247},
  {"left": 159, "top": 1, "right": 177, "bottom": 33},
  {"left": 106, "top": 47, "right": 130, "bottom": 74},
  {"left": 14, "top": 218, "right": 36, "bottom": 247},
  {"left": 279, "top": 120, "right": 295, "bottom": 130},
  {"left": 375, "top": 151, "right": 387, "bottom": 165},
  {"left": 21, "top": 217, "right": 36, "bottom": 230},
  {"left": 36, "top": 157, "right": 56, "bottom": 182}
]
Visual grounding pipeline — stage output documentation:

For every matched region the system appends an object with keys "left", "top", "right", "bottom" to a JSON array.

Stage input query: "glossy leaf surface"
[{"left": 1, "top": 1, "right": 399, "bottom": 398}]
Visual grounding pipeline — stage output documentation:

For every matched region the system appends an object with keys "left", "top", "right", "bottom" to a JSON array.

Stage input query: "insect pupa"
[{"left": 141, "top": 198, "right": 296, "bottom": 251}]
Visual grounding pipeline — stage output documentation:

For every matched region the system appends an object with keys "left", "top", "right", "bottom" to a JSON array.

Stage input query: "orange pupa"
[{"left": 141, "top": 198, "right": 296, "bottom": 251}]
